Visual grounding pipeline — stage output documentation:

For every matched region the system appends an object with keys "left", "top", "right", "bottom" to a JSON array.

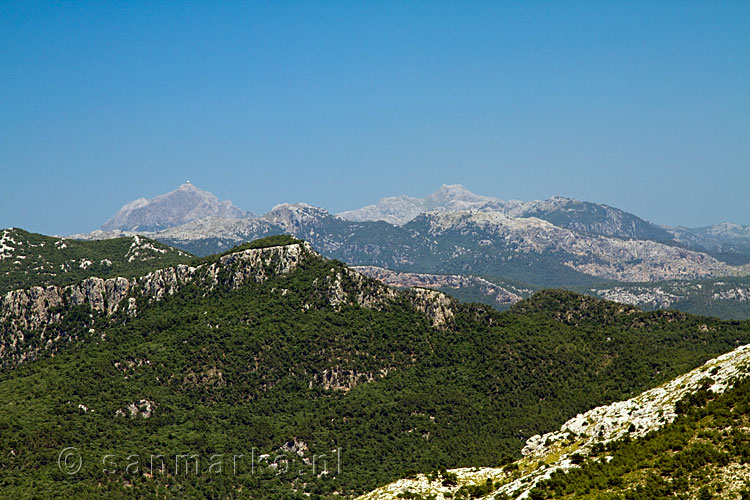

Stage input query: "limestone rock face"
[
  {"left": 313, "top": 367, "right": 392, "bottom": 392},
  {"left": 115, "top": 399, "right": 157, "bottom": 418},
  {"left": 0, "top": 240, "right": 456, "bottom": 368},
  {"left": 353, "top": 266, "right": 528, "bottom": 307},
  {"left": 404, "top": 288, "right": 455, "bottom": 329},
  {"left": 262, "top": 203, "right": 331, "bottom": 234}
]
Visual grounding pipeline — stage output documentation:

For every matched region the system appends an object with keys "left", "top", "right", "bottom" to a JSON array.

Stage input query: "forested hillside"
[{"left": 1, "top": 238, "right": 750, "bottom": 498}]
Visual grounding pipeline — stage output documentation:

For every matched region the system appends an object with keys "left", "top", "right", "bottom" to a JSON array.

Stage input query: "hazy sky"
[{"left": 2, "top": 1, "right": 748, "bottom": 235}]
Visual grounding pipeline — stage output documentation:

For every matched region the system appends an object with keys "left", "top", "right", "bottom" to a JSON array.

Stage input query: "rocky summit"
[{"left": 101, "top": 182, "right": 247, "bottom": 232}]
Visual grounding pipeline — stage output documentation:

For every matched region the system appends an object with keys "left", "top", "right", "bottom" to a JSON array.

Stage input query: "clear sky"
[{"left": 2, "top": 1, "right": 748, "bottom": 235}]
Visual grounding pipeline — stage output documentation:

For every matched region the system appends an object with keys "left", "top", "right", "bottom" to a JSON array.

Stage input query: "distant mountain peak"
[
  {"left": 101, "top": 183, "right": 248, "bottom": 232},
  {"left": 427, "top": 184, "right": 495, "bottom": 204},
  {"left": 338, "top": 184, "right": 503, "bottom": 225},
  {"left": 263, "top": 203, "right": 330, "bottom": 233}
]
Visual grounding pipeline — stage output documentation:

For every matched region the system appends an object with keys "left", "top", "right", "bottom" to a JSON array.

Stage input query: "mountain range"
[{"left": 68, "top": 182, "right": 750, "bottom": 319}]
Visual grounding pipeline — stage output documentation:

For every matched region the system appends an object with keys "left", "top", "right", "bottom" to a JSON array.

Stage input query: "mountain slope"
[
  {"left": 505, "top": 196, "right": 674, "bottom": 242},
  {"left": 529, "top": 374, "right": 750, "bottom": 499},
  {"left": 352, "top": 265, "right": 533, "bottom": 309},
  {"left": 579, "top": 275, "right": 750, "bottom": 320},
  {"left": 402, "top": 210, "right": 732, "bottom": 283},
  {"left": 0, "top": 228, "right": 192, "bottom": 295},
  {"left": 2, "top": 242, "right": 750, "bottom": 498},
  {"left": 102, "top": 182, "right": 247, "bottom": 232},
  {"left": 359, "top": 340, "right": 750, "bottom": 500}
]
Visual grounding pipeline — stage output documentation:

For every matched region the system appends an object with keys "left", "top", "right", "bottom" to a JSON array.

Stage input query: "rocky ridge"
[
  {"left": 0, "top": 242, "right": 309, "bottom": 366},
  {"left": 0, "top": 241, "right": 456, "bottom": 367},
  {"left": 587, "top": 278, "right": 750, "bottom": 313},
  {"left": 669, "top": 222, "right": 750, "bottom": 257},
  {"left": 416, "top": 210, "right": 734, "bottom": 282},
  {"left": 0, "top": 228, "right": 192, "bottom": 295}
]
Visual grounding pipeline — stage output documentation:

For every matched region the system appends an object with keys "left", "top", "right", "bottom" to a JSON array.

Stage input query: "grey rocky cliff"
[
  {"left": 354, "top": 265, "right": 528, "bottom": 307},
  {"left": 0, "top": 242, "right": 312, "bottom": 367}
]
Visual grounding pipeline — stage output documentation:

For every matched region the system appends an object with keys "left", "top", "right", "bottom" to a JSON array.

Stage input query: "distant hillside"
[
  {"left": 0, "top": 228, "right": 192, "bottom": 294},
  {"left": 353, "top": 266, "right": 533, "bottom": 310},
  {"left": 338, "top": 184, "right": 502, "bottom": 225},
  {"left": 579, "top": 275, "right": 750, "bottom": 320}
]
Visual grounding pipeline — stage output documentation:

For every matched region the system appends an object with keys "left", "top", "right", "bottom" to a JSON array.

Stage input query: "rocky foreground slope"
[{"left": 359, "top": 342, "right": 750, "bottom": 500}]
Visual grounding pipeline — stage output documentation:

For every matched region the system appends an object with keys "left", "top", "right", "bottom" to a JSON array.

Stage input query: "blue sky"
[{"left": 1, "top": 1, "right": 748, "bottom": 235}]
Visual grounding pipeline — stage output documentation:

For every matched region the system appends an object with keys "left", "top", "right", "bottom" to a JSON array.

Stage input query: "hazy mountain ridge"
[
  {"left": 338, "top": 184, "right": 502, "bottom": 225},
  {"left": 406, "top": 210, "right": 732, "bottom": 282},
  {"left": 503, "top": 196, "right": 675, "bottom": 241},
  {"left": 669, "top": 222, "right": 750, "bottom": 265},
  {"left": 82, "top": 201, "right": 741, "bottom": 284},
  {"left": 338, "top": 186, "right": 673, "bottom": 242}
]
